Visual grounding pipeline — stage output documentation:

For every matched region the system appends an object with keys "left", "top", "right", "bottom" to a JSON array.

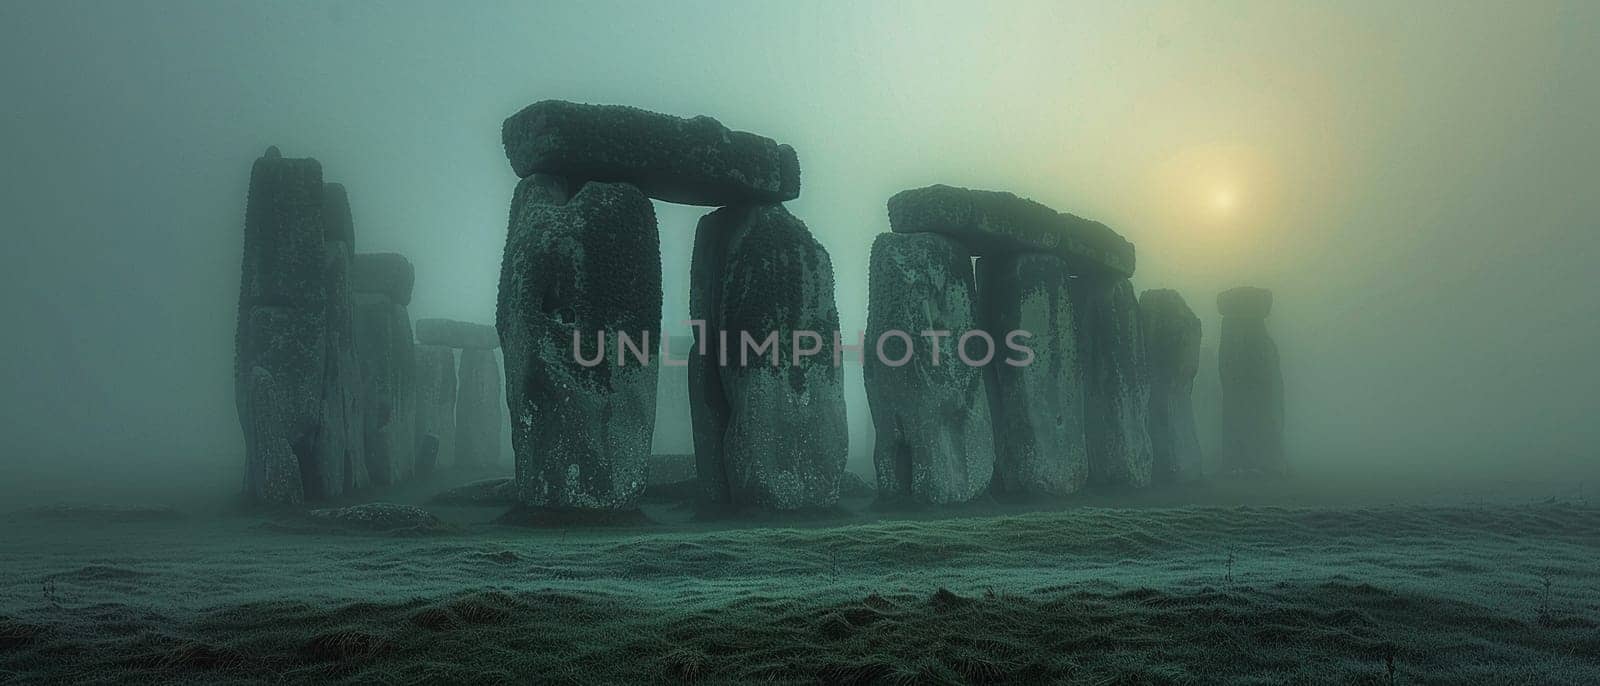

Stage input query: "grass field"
[{"left": 2, "top": 473, "right": 1597, "bottom": 684}]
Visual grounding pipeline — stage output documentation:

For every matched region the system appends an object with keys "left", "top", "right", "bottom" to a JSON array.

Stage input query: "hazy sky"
[{"left": 1, "top": 1, "right": 1595, "bottom": 500}]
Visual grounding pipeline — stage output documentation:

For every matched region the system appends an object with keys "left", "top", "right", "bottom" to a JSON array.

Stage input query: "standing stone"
[
  {"left": 1141, "top": 289, "right": 1203, "bottom": 483},
  {"left": 316, "top": 182, "right": 366, "bottom": 494},
  {"left": 976, "top": 253, "right": 1087, "bottom": 497},
  {"left": 241, "top": 367, "right": 303, "bottom": 505},
  {"left": 455, "top": 348, "right": 503, "bottom": 470},
  {"left": 1217, "top": 287, "right": 1285, "bottom": 474},
  {"left": 864, "top": 232, "right": 994, "bottom": 504},
  {"left": 498, "top": 178, "right": 660, "bottom": 511},
  {"left": 1077, "top": 279, "right": 1154, "bottom": 488},
  {"left": 501, "top": 100, "right": 801, "bottom": 206},
  {"left": 414, "top": 345, "right": 457, "bottom": 471},
  {"left": 690, "top": 205, "right": 848, "bottom": 510},
  {"left": 236, "top": 149, "right": 351, "bottom": 504},
  {"left": 352, "top": 253, "right": 418, "bottom": 487}
]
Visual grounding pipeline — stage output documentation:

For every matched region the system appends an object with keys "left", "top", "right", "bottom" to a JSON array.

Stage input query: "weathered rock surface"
[
  {"left": 241, "top": 367, "right": 303, "bottom": 505},
  {"left": 415, "top": 319, "right": 500, "bottom": 350},
  {"left": 455, "top": 348, "right": 503, "bottom": 469},
  {"left": 235, "top": 150, "right": 333, "bottom": 505},
  {"left": 352, "top": 292, "right": 417, "bottom": 486},
  {"left": 690, "top": 205, "right": 849, "bottom": 510},
  {"left": 317, "top": 183, "right": 366, "bottom": 494},
  {"left": 415, "top": 345, "right": 457, "bottom": 470},
  {"left": 1217, "top": 287, "right": 1285, "bottom": 474},
  {"left": 888, "top": 184, "right": 1135, "bottom": 278},
  {"left": 350, "top": 253, "right": 415, "bottom": 307},
  {"left": 1078, "top": 279, "right": 1154, "bottom": 488},
  {"left": 977, "top": 253, "right": 1087, "bottom": 497},
  {"left": 501, "top": 100, "right": 800, "bottom": 206},
  {"left": 864, "top": 232, "right": 994, "bottom": 504},
  {"left": 1141, "top": 289, "right": 1203, "bottom": 483},
  {"left": 498, "top": 180, "right": 660, "bottom": 510}
]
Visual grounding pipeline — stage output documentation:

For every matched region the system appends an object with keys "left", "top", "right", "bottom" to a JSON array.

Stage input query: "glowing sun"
[{"left": 1210, "top": 187, "right": 1238, "bottom": 213}]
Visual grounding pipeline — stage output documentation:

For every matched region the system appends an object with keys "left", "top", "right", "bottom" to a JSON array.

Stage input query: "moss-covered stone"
[
  {"left": 501, "top": 100, "right": 800, "bottom": 206},
  {"left": 498, "top": 180, "right": 660, "bottom": 511},
  {"left": 1078, "top": 279, "right": 1153, "bottom": 488},
  {"left": 1140, "top": 289, "right": 1203, "bottom": 484},
  {"left": 977, "top": 253, "right": 1087, "bottom": 497},
  {"left": 690, "top": 205, "right": 848, "bottom": 510},
  {"left": 865, "top": 232, "right": 994, "bottom": 505},
  {"left": 887, "top": 184, "right": 1135, "bottom": 278}
]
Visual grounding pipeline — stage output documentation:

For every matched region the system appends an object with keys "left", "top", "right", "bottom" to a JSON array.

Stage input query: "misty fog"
[{"left": 1, "top": 0, "right": 1596, "bottom": 507}]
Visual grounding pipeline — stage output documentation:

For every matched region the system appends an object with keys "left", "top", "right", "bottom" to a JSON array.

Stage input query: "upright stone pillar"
[
  {"left": 864, "top": 232, "right": 994, "bottom": 504},
  {"left": 1217, "top": 287, "right": 1284, "bottom": 474},
  {"left": 455, "top": 348, "right": 503, "bottom": 470},
  {"left": 1077, "top": 279, "right": 1154, "bottom": 488},
  {"left": 1141, "top": 289, "right": 1203, "bottom": 483},
  {"left": 691, "top": 205, "right": 848, "bottom": 510},
  {"left": 318, "top": 182, "right": 367, "bottom": 493},
  {"left": 977, "top": 253, "right": 1087, "bottom": 497},
  {"left": 351, "top": 253, "right": 417, "bottom": 486},
  {"left": 414, "top": 345, "right": 457, "bottom": 472},
  {"left": 498, "top": 177, "right": 661, "bottom": 511},
  {"left": 235, "top": 147, "right": 365, "bottom": 503}
]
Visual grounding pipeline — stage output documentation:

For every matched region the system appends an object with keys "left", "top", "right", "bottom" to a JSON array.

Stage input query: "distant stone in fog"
[
  {"left": 455, "top": 348, "right": 503, "bottom": 470},
  {"left": 414, "top": 345, "right": 457, "bottom": 471},
  {"left": 352, "top": 288, "right": 417, "bottom": 486},
  {"left": 501, "top": 100, "right": 801, "bottom": 206},
  {"left": 864, "top": 232, "right": 994, "bottom": 505},
  {"left": 1217, "top": 286, "right": 1285, "bottom": 474},
  {"left": 498, "top": 179, "right": 660, "bottom": 510},
  {"left": 350, "top": 252, "right": 415, "bottom": 307},
  {"left": 1140, "top": 289, "right": 1203, "bottom": 483},
  {"left": 1079, "top": 279, "right": 1153, "bottom": 488},
  {"left": 690, "top": 205, "right": 848, "bottom": 510},
  {"left": 415, "top": 318, "right": 500, "bottom": 350},
  {"left": 888, "top": 184, "right": 1136, "bottom": 278},
  {"left": 977, "top": 253, "right": 1088, "bottom": 497}
]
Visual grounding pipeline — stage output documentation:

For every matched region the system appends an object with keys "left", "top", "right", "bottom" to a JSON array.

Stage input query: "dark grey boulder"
[
  {"left": 498, "top": 180, "right": 660, "bottom": 510},
  {"left": 455, "top": 348, "right": 502, "bottom": 469},
  {"left": 1077, "top": 279, "right": 1153, "bottom": 488},
  {"left": 689, "top": 205, "right": 848, "bottom": 510},
  {"left": 888, "top": 184, "right": 1135, "bottom": 278},
  {"left": 238, "top": 154, "right": 326, "bottom": 309},
  {"left": 315, "top": 228, "right": 366, "bottom": 496},
  {"left": 351, "top": 253, "right": 415, "bottom": 307},
  {"left": 1140, "top": 289, "right": 1203, "bottom": 483},
  {"left": 414, "top": 345, "right": 457, "bottom": 470},
  {"left": 976, "top": 253, "right": 1087, "bottom": 497},
  {"left": 1217, "top": 287, "right": 1285, "bottom": 474},
  {"left": 864, "top": 232, "right": 994, "bottom": 505},
  {"left": 353, "top": 293, "right": 417, "bottom": 486},
  {"left": 415, "top": 318, "right": 500, "bottom": 350},
  {"left": 501, "top": 100, "right": 800, "bottom": 206}
]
